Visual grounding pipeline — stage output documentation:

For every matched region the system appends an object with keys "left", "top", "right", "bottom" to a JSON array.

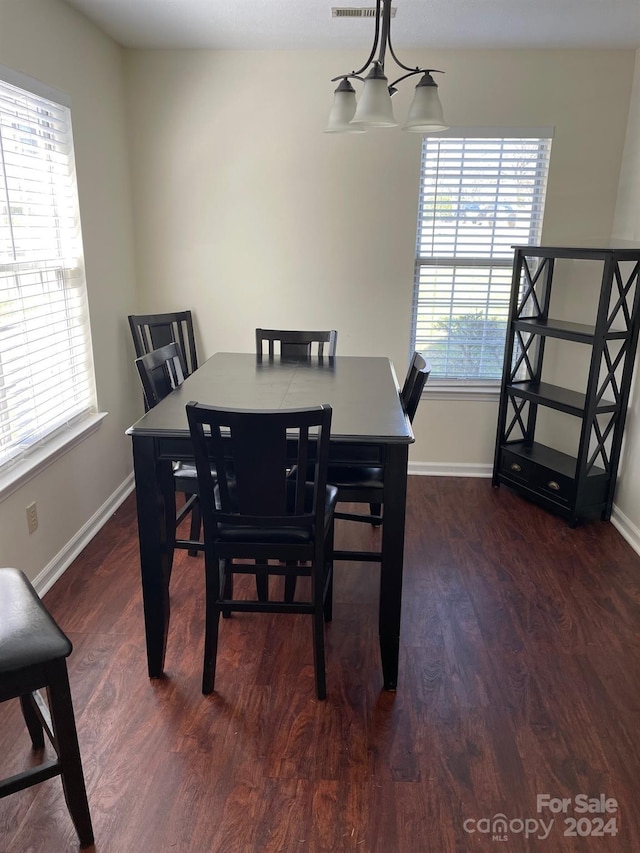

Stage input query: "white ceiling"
[{"left": 62, "top": 0, "right": 640, "bottom": 51}]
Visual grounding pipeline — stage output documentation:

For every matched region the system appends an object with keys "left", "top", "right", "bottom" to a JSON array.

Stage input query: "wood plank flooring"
[{"left": 1, "top": 476, "right": 639, "bottom": 852}]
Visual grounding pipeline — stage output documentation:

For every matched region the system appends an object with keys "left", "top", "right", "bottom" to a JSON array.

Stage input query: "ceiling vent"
[{"left": 332, "top": 7, "right": 396, "bottom": 19}]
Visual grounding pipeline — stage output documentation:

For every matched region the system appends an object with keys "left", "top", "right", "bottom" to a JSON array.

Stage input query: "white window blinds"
[
  {"left": 0, "top": 72, "right": 96, "bottom": 472},
  {"left": 411, "top": 132, "right": 552, "bottom": 382}
]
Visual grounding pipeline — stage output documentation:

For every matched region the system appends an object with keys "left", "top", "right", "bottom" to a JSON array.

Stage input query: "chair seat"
[
  {"left": 173, "top": 461, "right": 216, "bottom": 496},
  {"left": 215, "top": 485, "right": 338, "bottom": 544},
  {"left": 216, "top": 525, "right": 315, "bottom": 545},
  {"left": 174, "top": 461, "right": 219, "bottom": 481},
  {"left": 326, "top": 465, "right": 383, "bottom": 491},
  {"left": 0, "top": 569, "right": 71, "bottom": 674},
  {"left": 173, "top": 461, "right": 198, "bottom": 479}
]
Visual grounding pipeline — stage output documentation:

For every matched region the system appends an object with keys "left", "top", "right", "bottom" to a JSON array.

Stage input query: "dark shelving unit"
[{"left": 493, "top": 242, "right": 640, "bottom": 525}]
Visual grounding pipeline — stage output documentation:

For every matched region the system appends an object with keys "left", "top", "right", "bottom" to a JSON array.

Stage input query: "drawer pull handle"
[
  {"left": 547, "top": 480, "right": 561, "bottom": 491},
  {"left": 510, "top": 463, "right": 522, "bottom": 473}
]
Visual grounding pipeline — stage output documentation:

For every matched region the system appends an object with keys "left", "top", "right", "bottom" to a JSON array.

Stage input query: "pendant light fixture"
[{"left": 325, "top": 1, "right": 448, "bottom": 134}]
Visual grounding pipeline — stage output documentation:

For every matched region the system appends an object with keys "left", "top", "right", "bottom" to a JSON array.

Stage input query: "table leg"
[
  {"left": 132, "top": 435, "right": 175, "bottom": 677},
  {"left": 379, "top": 443, "right": 409, "bottom": 690}
]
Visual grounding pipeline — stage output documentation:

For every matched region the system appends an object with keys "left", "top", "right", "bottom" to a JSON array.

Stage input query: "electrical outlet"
[{"left": 26, "top": 501, "right": 38, "bottom": 534}]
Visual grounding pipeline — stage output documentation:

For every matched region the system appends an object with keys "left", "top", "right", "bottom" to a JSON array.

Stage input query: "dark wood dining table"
[{"left": 126, "top": 352, "right": 414, "bottom": 690}]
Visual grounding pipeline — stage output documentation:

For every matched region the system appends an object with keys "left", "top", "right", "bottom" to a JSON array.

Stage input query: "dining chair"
[
  {"left": 0, "top": 568, "right": 94, "bottom": 849},
  {"left": 135, "top": 342, "right": 204, "bottom": 556},
  {"left": 186, "top": 401, "right": 337, "bottom": 700},
  {"left": 255, "top": 328, "right": 337, "bottom": 600},
  {"left": 256, "top": 328, "right": 337, "bottom": 359},
  {"left": 129, "top": 312, "right": 198, "bottom": 406},
  {"left": 330, "top": 352, "right": 431, "bottom": 560}
]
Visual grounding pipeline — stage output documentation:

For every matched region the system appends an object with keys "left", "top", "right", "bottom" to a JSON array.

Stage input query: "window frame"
[
  {"left": 0, "top": 64, "right": 101, "bottom": 496},
  {"left": 410, "top": 127, "right": 553, "bottom": 399}
]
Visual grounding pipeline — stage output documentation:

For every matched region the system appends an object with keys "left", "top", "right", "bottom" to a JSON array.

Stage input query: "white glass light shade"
[
  {"left": 350, "top": 71, "right": 397, "bottom": 128},
  {"left": 402, "top": 75, "right": 448, "bottom": 133},
  {"left": 324, "top": 81, "right": 366, "bottom": 133}
]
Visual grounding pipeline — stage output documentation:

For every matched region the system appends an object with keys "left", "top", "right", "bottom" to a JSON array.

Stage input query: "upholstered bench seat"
[{"left": 0, "top": 568, "right": 94, "bottom": 848}]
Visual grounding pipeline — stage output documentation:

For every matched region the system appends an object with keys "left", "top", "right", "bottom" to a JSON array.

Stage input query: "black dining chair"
[
  {"left": 129, "top": 312, "right": 198, "bottom": 409},
  {"left": 186, "top": 401, "right": 337, "bottom": 700},
  {"left": 255, "top": 328, "right": 338, "bottom": 599},
  {"left": 0, "top": 568, "right": 94, "bottom": 849},
  {"left": 135, "top": 342, "right": 205, "bottom": 556},
  {"left": 256, "top": 328, "right": 337, "bottom": 359},
  {"left": 330, "top": 352, "right": 431, "bottom": 560}
]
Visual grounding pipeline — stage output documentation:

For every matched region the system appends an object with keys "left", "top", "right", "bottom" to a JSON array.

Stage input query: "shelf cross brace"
[
  {"left": 504, "top": 395, "right": 528, "bottom": 442},
  {"left": 517, "top": 256, "right": 548, "bottom": 318},
  {"left": 607, "top": 260, "right": 639, "bottom": 331}
]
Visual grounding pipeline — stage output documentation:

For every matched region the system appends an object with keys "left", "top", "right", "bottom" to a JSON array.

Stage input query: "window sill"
[
  {"left": 425, "top": 382, "right": 500, "bottom": 402},
  {"left": 0, "top": 412, "right": 108, "bottom": 502}
]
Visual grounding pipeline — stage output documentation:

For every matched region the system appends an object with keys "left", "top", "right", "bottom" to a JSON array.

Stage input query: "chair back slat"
[
  {"left": 230, "top": 416, "right": 289, "bottom": 516},
  {"left": 256, "top": 328, "right": 337, "bottom": 359}
]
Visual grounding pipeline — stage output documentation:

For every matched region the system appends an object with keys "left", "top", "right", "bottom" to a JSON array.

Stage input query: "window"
[
  {"left": 411, "top": 131, "right": 552, "bottom": 387},
  {"left": 0, "top": 68, "right": 96, "bottom": 474}
]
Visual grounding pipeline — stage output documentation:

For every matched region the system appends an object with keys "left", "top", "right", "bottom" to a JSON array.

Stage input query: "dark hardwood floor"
[{"left": 1, "top": 476, "right": 639, "bottom": 852}]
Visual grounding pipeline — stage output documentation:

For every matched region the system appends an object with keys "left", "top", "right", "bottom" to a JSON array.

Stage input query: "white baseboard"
[
  {"left": 610, "top": 504, "right": 640, "bottom": 557},
  {"left": 409, "top": 461, "right": 493, "bottom": 478},
  {"left": 33, "top": 473, "right": 135, "bottom": 597}
]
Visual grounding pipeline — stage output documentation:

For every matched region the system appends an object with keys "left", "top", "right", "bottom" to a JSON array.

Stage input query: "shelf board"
[
  {"left": 512, "top": 242, "right": 640, "bottom": 259},
  {"left": 506, "top": 381, "right": 618, "bottom": 416},
  {"left": 512, "top": 317, "right": 628, "bottom": 342},
  {"left": 502, "top": 441, "right": 606, "bottom": 478}
]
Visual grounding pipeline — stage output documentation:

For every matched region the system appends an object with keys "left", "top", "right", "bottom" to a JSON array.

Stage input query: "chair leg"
[
  {"left": 255, "top": 560, "right": 269, "bottom": 602},
  {"left": 312, "top": 542, "right": 329, "bottom": 700},
  {"left": 221, "top": 560, "right": 232, "bottom": 619},
  {"left": 46, "top": 663, "right": 94, "bottom": 849},
  {"left": 188, "top": 499, "right": 202, "bottom": 558},
  {"left": 312, "top": 607, "right": 327, "bottom": 701},
  {"left": 19, "top": 693, "right": 45, "bottom": 750},
  {"left": 284, "top": 563, "right": 297, "bottom": 603},
  {"left": 323, "top": 565, "right": 333, "bottom": 624},
  {"left": 323, "top": 522, "right": 334, "bottom": 623},
  {"left": 203, "top": 561, "right": 222, "bottom": 693}
]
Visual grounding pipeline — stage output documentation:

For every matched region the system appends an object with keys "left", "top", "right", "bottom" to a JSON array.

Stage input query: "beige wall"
[
  {"left": 124, "top": 48, "right": 635, "bottom": 469},
  {"left": 0, "top": 0, "right": 638, "bottom": 583},
  {"left": 0, "top": 0, "right": 139, "bottom": 582},
  {"left": 612, "top": 50, "right": 640, "bottom": 535}
]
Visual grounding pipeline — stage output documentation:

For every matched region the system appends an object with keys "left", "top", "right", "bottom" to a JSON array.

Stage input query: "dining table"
[{"left": 126, "top": 351, "right": 414, "bottom": 690}]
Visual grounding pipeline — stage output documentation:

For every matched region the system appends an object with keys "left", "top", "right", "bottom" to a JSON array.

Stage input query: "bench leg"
[
  {"left": 47, "top": 662, "right": 94, "bottom": 848},
  {"left": 19, "top": 693, "right": 45, "bottom": 750}
]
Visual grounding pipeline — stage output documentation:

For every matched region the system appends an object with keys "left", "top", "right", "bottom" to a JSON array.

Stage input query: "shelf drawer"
[
  {"left": 534, "top": 466, "right": 575, "bottom": 506},
  {"left": 498, "top": 445, "right": 577, "bottom": 508},
  {"left": 500, "top": 450, "right": 533, "bottom": 485}
]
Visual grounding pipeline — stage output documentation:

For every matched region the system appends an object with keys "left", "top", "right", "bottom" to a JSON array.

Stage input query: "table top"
[{"left": 127, "top": 352, "right": 414, "bottom": 445}]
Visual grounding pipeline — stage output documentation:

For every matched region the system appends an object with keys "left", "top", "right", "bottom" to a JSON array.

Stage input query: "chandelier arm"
[
  {"left": 330, "top": 74, "right": 365, "bottom": 83},
  {"left": 387, "top": 30, "right": 421, "bottom": 74},
  {"left": 388, "top": 68, "right": 444, "bottom": 90},
  {"left": 388, "top": 69, "right": 427, "bottom": 89}
]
